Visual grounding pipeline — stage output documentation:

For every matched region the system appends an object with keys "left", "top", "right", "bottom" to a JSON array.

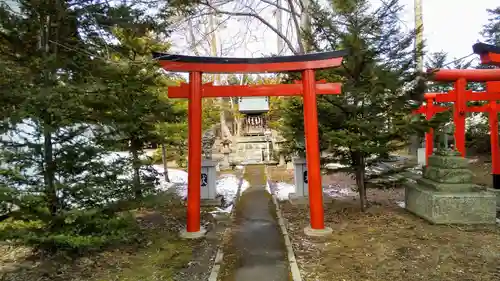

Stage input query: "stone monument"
[
  {"left": 288, "top": 157, "right": 332, "bottom": 205},
  {"left": 405, "top": 149, "right": 497, "bottom": 224},
  {"left": 274, "top": 136, "right": 286, "bottom": 167},
  {"left": 221, "top": 146, "right": 232, "bottom": 170},
  {"left": 201, "top": 129, "right": 221, "bottom": 206}
]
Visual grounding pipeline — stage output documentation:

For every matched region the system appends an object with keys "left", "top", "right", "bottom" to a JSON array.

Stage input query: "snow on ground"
[
  {"left": 269, "top": 182, "right": 296, "bottom": 201},
  {"left": 216, "top": 173, "right": 250, "bottom": 205},
  {"left": 269, "top": 181, "right": 357, "bottom": 202},
  {"left": 324, "top": 184, "right": 356, "bottom": 198},
  {"left": 151, "top": 164, "right": 249, "bottom": 214}
]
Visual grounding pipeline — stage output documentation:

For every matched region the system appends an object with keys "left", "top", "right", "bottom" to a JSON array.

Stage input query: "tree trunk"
[
  {"left": 43, "top": 120, "right": 58, "bottom": 217},
  {"left": 41, "top": 7, "right": 58, "bottom": 218},
  {"left": 353, "top": 151, "right": 368, "bottom": 212},
  {"left": 161, "top": 143, "right": 170, "bottom": 182},
  {"left": 286, "top": 0, "right": 305, "bottom": 54},
  {"left": 410, "top": 0, "right": 425, "bottom": 156},
  {"left": 276, "top": 0, "right": 285, "bottom": 54},
  {"left": 300, "top": 0, "right": 311, "bottom": 52},
  {"left": 130, "top": 138, "right": 142, "bottom": 198},
  {"left": 207, "top": 12, "right": 232, "bottom": 139}
]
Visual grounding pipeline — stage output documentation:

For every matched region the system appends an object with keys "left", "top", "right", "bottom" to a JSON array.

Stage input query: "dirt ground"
[
  {"left": 269, "top": 160, "right": 500, "bottom": 281},
  {"left": 280, "top": 189, "right": 500, "bottom": 281},
  {"left": 0, "top": 194, "right": 221, "bottom": 281}
]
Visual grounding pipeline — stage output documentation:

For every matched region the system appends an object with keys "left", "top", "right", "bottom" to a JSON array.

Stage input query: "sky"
[
  {"left": 170, "top": 0, "right": 499, "bottom": 69},
  {"left": 398, "top": 0, "right": 497, "bottom": 63}
]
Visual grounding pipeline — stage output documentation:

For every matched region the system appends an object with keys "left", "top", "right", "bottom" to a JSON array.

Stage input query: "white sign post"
[
  {"left": 417, "top": 147, "right": 426, "bottom": 167},
  {"left": 201, "top": 159, "right": 221, "bottom": 206},
  {"left": 288, "top": 157, "right": 332, "bottom": 205}
]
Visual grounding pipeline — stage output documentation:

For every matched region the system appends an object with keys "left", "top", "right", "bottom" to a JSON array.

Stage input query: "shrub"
[{"left": 0, "top": 209, "right": 140, "bottom": 254}]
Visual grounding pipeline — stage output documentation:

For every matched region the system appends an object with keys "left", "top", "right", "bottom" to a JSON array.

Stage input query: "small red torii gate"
[
  {"left": 153, "top": 51, "right": 347, "bottom": 237},
  {"left": 473, "top": 42, "right": 500, "bottom": 66},
  {"left": 415, "top": 68, "right": 500, "bottom": 189}
]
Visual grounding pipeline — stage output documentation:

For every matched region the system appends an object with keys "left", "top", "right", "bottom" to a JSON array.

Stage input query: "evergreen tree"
[
  {"left": 275, "top": 0, "right": 420, "bottom": 210},
  {"left": 483, "top": 6, "right": 500, "bottom": 45},
  {"left": 0, "top": 0, "right": 190, "bottom": 251},
  {"left": 88, "top": 26, "right": 185, "bottom": 198}
]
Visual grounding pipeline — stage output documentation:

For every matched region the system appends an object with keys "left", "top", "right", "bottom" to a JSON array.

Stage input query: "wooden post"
[
  {"left": 302, "top": 69, "right": 325, "bottom": 230},
  {"left": 454, "top": 78, "right": 467, "bottom": 156},
  {"left": 187, "top": 71, "right": 203, "bottom": 233},
  {"left": 487, "top": 81, "right": 500, "bottom": 189},
  {"left": 424, "top": 96, "right": 435, "bottom": 166}
]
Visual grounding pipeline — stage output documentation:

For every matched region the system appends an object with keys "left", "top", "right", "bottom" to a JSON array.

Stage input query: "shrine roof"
[
  {"left": 152, "top": 50, "right": 348, "bottom": 73},
  {"left": 472, "top": 42, "right": 500, "bottom": 55}
]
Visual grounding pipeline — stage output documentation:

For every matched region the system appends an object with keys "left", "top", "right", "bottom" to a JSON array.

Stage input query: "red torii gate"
[
  {"left": 415, "top": 69, "right": 500, "bottom": 189},
  {"left": 153, "top": 51, "right": 347, "bottom": 237}
]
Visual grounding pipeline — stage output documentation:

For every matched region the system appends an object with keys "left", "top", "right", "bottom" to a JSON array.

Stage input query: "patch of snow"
[
  {"left": 207, "top": 174, "right": 249, "bottom": 217},
  {"left": 151, "top": 166, "right": 250, "bottom": 214},
  {"left": 265, "top": 181, "right": 272, "bottom": 194},
  {"left": 212, "top": 204, "right": 234, "bottom": 215},
  {"left": 323, "top": 184, "right": 356, "bottom": 198},
  {"left": 325, "top": 163, "right": 347, "bottom": 170},
  {"left": 407, "top": 166, "right": 422, "bottom": 175},
  {"left": 497, "top": 218, "right": 500, "bottom": 225},
  {"left": 216, "top": 173, "right": 249, "bottom": 206},
  {"left": 396, "top": 201, "right": 405, "bottom": 208},
  {"left": 271, "top": 182, "right": 296, "bottom": 201},
  {"left": 268, "top": 180, "right": 357, "bottom": 202}
]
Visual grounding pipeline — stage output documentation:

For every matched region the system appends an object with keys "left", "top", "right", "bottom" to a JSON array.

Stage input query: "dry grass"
[
  {"left": 0, "top": 194, "right": 210, "bottom": 281},
  {"left": 267, "top": 166, "right": 295, "bottom": 184},
  {"left": 281, "top": 196, "right": 500, "bottom": 281}
]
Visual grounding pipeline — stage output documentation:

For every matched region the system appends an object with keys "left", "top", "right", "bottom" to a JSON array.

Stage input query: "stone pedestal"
[
  {"left": 201, "top": 159, "right": 221, "bottom": 206},
  {"left": 278, "top": 154, "right": 286, "bottom": 167},
  {"left": 220, "top": 147, "right": 231, "bottom": 170},
  {"left": 288, "top": 157, "right": 332, "bottom": 205},
  {"left": 486, "top": 188, "right": 500, "bottom": 211},
  {"left": 180, "top": 226, "right": 207, "bottom": 239},
  {"left": 292, "top": 157, "right": 308, "bottom": 197},
  {"left": 405, "top": 152, "right": 497, "bottom": 224}
]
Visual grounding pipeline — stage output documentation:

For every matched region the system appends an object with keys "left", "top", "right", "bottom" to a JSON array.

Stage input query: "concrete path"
[{"left": 222, "top": 165, "right": 289, "bottom": 281}]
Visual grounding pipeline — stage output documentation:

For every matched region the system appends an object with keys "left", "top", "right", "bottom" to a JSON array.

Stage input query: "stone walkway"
[{"left": 221, "top": 165, "right": 289, "bottom": 281}]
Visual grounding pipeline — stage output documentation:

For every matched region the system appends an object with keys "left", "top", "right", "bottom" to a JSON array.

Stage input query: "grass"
[
  {"left": 267, "top": 166, "right": 294, "bottom": 184},
  {"left": 281, "top": 198, "right": 500, "bottom": 281},
  {"left": 0, "top": 193, "right": 206, "bottom": 281}
]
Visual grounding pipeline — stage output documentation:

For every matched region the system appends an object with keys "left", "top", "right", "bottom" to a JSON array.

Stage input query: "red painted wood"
[
  {"left": 425, "top": 91, "right": 500, "bottom": 102},
  {"left": 187, "top": 72, "right": 202, "bottom": 233},
  {"left": 480, "top": 53, "right": 500, "bottom": 66},
  {"left": 454, "top": 78, "right": 467, "bottom": 156},
  {"left": 302, "top": 69, "right": 325, "bottom": 230},
  {"left": 487, "top": 82, "right": 500, "bottom": 175},
  {"left": 168, "top": 82, "right": 342, "bottom": 98},
  {"left": 429, "top": 69, "right": 500, "bottom": 82}
]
